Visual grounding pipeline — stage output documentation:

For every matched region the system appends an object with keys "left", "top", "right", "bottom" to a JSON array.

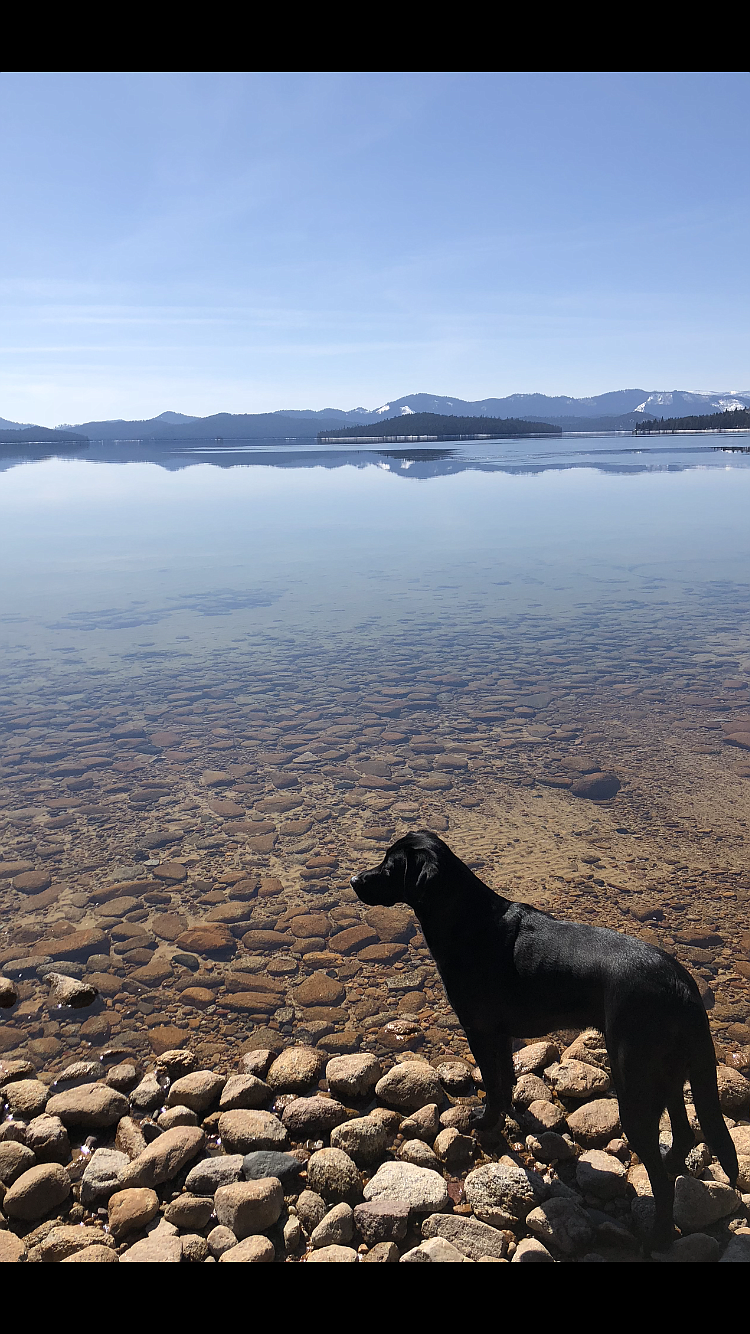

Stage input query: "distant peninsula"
[
  {"left": 634, "top": 408, "right": 750, "bottom": 434},
  {"left": 317, "top": 413, "right": 562, "bottom": 443}
]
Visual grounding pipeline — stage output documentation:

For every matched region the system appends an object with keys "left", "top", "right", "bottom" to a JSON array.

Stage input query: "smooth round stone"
[
  {"left": 363, "top": 1161, "right": 449, "bottom": 1214},
  {"left": 242, "top": 1150, "right": 303, "bottom": 1185}
]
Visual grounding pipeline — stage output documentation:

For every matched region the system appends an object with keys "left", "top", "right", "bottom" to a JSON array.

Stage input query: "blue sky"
[{"left": 1, "top": 71, "right": 748, "bottom": 425}]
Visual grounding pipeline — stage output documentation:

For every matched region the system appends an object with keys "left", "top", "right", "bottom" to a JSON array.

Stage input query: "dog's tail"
[{"left": 688, "top": 1011, "right": 739, "bottom": 1184}]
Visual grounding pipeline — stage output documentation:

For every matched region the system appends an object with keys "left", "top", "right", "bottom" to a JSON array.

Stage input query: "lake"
[{"left": 1, "top": 432, "right": 749, "bottom": 1075}]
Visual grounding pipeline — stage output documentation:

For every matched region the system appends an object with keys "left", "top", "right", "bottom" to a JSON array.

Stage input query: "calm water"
[{"left": 1, "top": 432, "right": 749, "bottom": 1074}]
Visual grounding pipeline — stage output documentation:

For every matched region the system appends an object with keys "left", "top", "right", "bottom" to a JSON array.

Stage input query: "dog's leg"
[
  {"left": 463, "top": 1028, "right": 514, "bottom": 1130},
  {"left": 617, "top": 1093, "right": 676, "bottom": 1251},
  {"left": 663, "top": 1093, "right": 696, "bottom": 1177}
]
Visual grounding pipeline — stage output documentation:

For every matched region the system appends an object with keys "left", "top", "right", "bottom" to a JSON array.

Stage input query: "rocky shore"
[{"left": 1, "top": 1031, "right": 749, "bottom": 1263}]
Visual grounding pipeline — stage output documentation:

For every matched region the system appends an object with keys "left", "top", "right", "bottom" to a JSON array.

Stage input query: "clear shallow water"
[{"left": 1, "top": 432, "right": 749, "bottom": 1076}]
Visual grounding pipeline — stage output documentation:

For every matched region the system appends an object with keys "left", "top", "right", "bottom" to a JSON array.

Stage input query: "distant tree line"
[
  {"left": 318, "top": 413, "right": 561, "bottom": 440},
  {"left": 634, "top": 408, "right": 750, "bottom": 434}
]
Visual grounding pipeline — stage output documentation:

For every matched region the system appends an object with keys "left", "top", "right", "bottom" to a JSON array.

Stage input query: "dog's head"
[{"left": 350, "top": 830, "right": 457, "bottom": 910}]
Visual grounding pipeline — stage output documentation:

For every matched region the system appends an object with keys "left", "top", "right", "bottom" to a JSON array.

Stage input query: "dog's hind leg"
[
  {"left": 463, "top": 1027, "right": 514, "bottom": 1130},
  {"left": 617, "top": 1089, "right": 676, "bottom": 1250},
  {"left": 663, "top": 1092, "right": 695, "bottom": 1177}
]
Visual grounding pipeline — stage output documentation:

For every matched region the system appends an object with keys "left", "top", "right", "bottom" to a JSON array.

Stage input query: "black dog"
[{"left": 351, "top": 830, "right": 738, "bottom": 1247}]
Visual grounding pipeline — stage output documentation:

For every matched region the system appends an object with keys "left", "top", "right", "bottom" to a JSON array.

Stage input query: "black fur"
[{"left": 351, "top": 830, "right": 738, "bottom": 1248}]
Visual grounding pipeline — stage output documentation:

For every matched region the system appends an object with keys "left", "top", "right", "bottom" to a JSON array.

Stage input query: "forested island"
[
  {"left": 634, "top": 408, "right": 750, "bottom": 434},
  {"left": 318, "top": 413, "right": 561, "bottom": 442}
]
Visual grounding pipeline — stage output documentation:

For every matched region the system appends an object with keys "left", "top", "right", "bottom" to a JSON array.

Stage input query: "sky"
[{"left": 1, "top": 71, "right": 748, "bottom": 426}]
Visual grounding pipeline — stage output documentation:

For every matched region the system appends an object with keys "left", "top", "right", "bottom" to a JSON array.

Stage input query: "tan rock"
[
  {"left": 108, "top": 1187, "right": 160, "bottom": 1238},
  {"left": 267, "top": 1046, "right": 325, "bottom": 1092},
  {"left": 215, "top": 1178, "right": 283, "bottom": 1239},
  {"left": 116, "top": 1126, "right": 206, "bottom": 1189},
  {"left": 39, "top": 1225, "right": 115, "bottom": 1262},
  {"left": 46, "top": 1082, "right": 129, "bottom": 1128},
  {"left": 566, "top": 1098, "right": 622, "bottom": 1147},
  {"left": 61, "top": 1245, "right": 119, "bottom": 1263},
  {"left": 217, "top": 1110, "right": 287, "bottom": 1154},
  {"left": 166, "top": 1070, "right": 226, "bottom": 1114},
  {"left": 174, "top": 925, "right": 234, "bottom": 954},
  {"left": 3, "top": 1162, "right": 70, "bottom": 1220},
  {"left": 219, "top": 1236, "right": 275, "bottom": 1262}
]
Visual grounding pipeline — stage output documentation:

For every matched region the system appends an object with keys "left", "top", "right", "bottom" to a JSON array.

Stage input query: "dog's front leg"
[{"left": 463, "top": 1028, "right": 515, "bottom": 1130}]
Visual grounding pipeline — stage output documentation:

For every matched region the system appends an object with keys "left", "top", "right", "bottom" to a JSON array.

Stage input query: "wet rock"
[
  {"left": 25, "top": 1114, "right": 70, "bottom": 1164},
  {"left": 45, "top": 970, "right": 98, "bottom": 1009},
  {"left": 45, "top": 929, "right": 109, "bottom": 962},
  {"left": 81, "top": 1148, "right": 130, "bottom": 1206},
  {"left": 166, "top": 1070, "right": 226, "bottom": 1114},
  {"left": 307, "top": 1147, "right": 363, "bottom": 1204},
  {"left": 214, "top": 1177, "right": 284, "bottom": 1238},
  {"left": 282, "top": 1095, "right": 348, "bottom": 1137},
  {"left": 174, "top": 925, "right": 235, "bottom": 955},
  {"left": 219, "top": 1235, "right": 275, "bottom": 1262},
  {"left": 374, "top": 1060, "right": 443, "bottom": 1112},
  {"left": 186, "top": 1154, "right": 244, "bottom": 1194},
  {"left": 464, "top": 1162, "right": 543, "bottom": 1227},
  {"left": 3, "top": 1162, "right": 70, "bottom": 1220},
  {"left": 325, "top": 1053, "right": 381, "bottom": 1101},
  {"left": 0, "top": 1140, "right": 36, "bottom": 1184},
  {"left": 566, "top": 1099, "right": 622, "bottom": 1147},
  {"left": 575, "top": 1150, "right": 628, "bottom": 1199},
  {"left": 46, "top": 1082, "right": 129, "bottom": 1128},
  {"left": 364, "top": 906, "right": 413, "bottom": 943},
  {"left": 293, "top": 973, "right": 345, "bottom": 1008},
  {"left": 526, "top": 1197, "right": 594, "bottom": 1255},
  {"left": 4, "top": 1079, "right": 48, "bottom": 1119},
  {"left": 571, "top": 771, "right": 621, "bottom": 800},
  {"left": 117, "top": 1126, "right": 206, "bottom": 1189},
  {"left": 673, "top": 1176, "right": 740, "bottom": 1232},
  {"left": 0, "top": 976, "right": 19, "bottom": 1007},
  {"left": 218, "top": 1109, "right": 288, "bottom": 1154},
  {"left": 330, "top": 1115, "right": 389, "bottom": 1166},
  {"left": 242, "top": 1150, "right": 303, "bottom": 1186},
  {"left": 401, "top": 1237, "right": 472, "bottom": 1262},
  {"left": 544, "top": 1059, "right": 611, "bottom": 1098},
  {"left": 267, "top": 1046, "right": 325, "bottom": 1092},
  {"left": 422, "top": 1212, "right": 509, "bottom": 1260},
  {"left": 364, "top": 1161, "right": 448, "bottom": 1214},
  {"left": 13, "top": 870, "right": 51, "bottom": 893}
]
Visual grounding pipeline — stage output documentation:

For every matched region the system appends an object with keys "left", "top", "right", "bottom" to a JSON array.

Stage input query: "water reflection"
[{"left": 0, "top": 436, "right": 749, "bottom": 1078}]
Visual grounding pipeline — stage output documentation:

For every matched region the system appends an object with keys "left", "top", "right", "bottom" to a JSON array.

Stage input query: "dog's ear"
[{"left": 404, "top": 844, "right": 438, "bottom": 905}]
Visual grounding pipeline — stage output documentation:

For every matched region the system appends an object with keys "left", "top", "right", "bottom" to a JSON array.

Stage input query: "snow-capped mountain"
[{"left": 633, "top": 390, "right": 750, "bottom": 416}]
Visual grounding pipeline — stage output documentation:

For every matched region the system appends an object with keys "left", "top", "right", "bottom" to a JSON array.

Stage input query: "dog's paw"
[{"left": 470, "top": 1107, "right": 502, "bottom": 1134}]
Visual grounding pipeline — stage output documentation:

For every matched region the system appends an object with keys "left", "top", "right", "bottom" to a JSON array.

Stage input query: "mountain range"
[{"left": 3, "top": 390, "right": 750, "bottom": 442}]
